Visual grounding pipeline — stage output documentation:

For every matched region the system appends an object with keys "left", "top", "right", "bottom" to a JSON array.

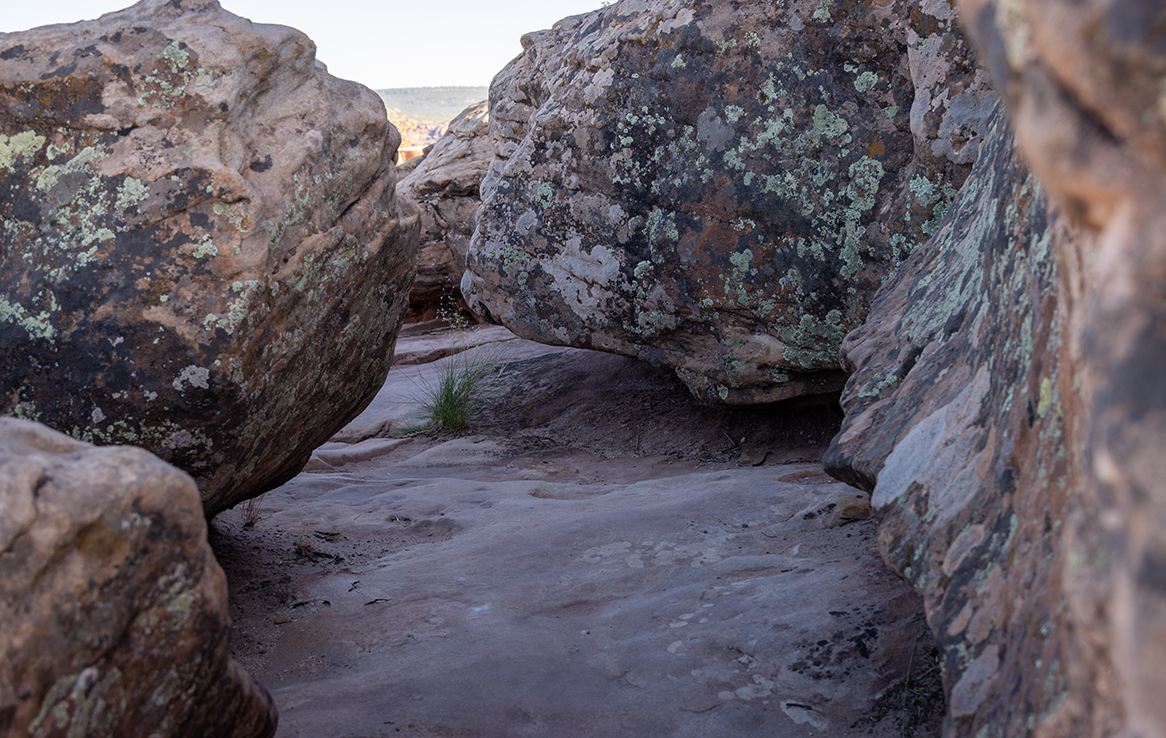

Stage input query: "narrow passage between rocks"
[{"left": 211, "top": 326, "right": 942, "bottom": 738}]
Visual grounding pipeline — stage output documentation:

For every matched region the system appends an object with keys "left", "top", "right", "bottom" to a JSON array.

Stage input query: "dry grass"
[
  {"left": 240, "top": 496, "right": 262, "bottom": 528},
  {"left": 851, "top": 634, "right": 946, "bottom": 737}
]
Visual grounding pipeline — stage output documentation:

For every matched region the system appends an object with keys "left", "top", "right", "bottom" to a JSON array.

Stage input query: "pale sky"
[{"left": 0, "top": 0, "right": 608, "bottom": 88}]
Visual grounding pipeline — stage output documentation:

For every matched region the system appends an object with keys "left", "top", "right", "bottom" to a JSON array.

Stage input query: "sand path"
[{"left": 210, "top": 326, "right": 941, "bottom": 738}]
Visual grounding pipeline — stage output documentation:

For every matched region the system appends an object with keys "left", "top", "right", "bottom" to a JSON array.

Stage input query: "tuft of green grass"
[{"left": 415, "top": 344, "right": 505, "bottom": 431}]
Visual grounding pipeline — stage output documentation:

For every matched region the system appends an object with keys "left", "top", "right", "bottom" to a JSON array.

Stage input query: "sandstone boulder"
[
  {"left": 397, "top": 100, "right": 491, "bottom": 320},
  {"left": 0, "top": 418, "right": 276, "bottom": 738},
  {"left": 463, "top": 0, "right": 995, "bottom": 403},
  {"left": 0, "top": 0, "right": 420, "bottom": 516}
]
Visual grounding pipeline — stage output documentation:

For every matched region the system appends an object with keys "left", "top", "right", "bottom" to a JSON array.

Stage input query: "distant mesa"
[{"left": 377, "top": 86, "right": 490, "bottom": 120}]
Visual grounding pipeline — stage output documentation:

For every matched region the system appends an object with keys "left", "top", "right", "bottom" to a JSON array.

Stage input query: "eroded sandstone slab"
[{"left": 214, "top": 329, "right": 939, "bottom": 738}]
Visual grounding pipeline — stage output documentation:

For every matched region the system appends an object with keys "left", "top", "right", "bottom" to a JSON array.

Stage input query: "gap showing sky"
[{"left": 1, "top": 0, "right": 607, "bottom": 89}]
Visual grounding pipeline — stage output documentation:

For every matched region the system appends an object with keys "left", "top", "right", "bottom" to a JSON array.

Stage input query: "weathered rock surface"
[
  {"left": 958, "top": 1, "right": 1166, "bottom": 735},
  {"left": 0, "top": 418, "right": 276, "bottom": 738},
  {"left": 397, "top": 100, "right": 491, "bottom": 320},
  {"left": 463, "top": 0, "right": 995, "bottom": 404},
  {"left": 0, "top": 0, "right": 419, "bottom": 516},
  {"left": 826, "top": 0, "right": 1166, "bottom": 733},
  {"left": 824, "top": 105, "right": 1082, "bottom": 737},
  {"left": 212, "top": 328, "right": 940, "bottom": 738}
]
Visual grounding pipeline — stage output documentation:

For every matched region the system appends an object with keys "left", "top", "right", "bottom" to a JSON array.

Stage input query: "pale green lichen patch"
[
  {"left": 908, "top": 172, "right": 960, "bottom": 237},
  {"left": 0, "top": 294, "right": 58, "bottom": 340},
  {"left": 854, "top": 71, "right": 879, "bottom": 93},
  {"left": 191, "top": 236, "right": 218, "bottom": 259},
  {"left": 729, "top": 248, "right": 754, "bottom": 275},
  {"left": 27, "top": 667, "right": 124, "bottom": 737},
  {"left": 138, "top": 40, "right": 216, "bottom": 108},
  {"left": 778, "top": 310, "right": 849, "bottom": 370},
  {"left": 163, "top": 40, "right": 191, "bottom": 71},
  {"left": 115, "top": 177, "right": 150, "bottom": 212},
  {"left": 858, "top": 370, "right": 901, "bottom": 399},
  {"left": 536, "top": 182, "right": 555, "bottom": 209},
  {"left": 810, "top": 104, "right": 849, "bottom": 141},
  {"left": 213, "top": 279, "right": 264, "bottom": 334},
  {"left": 0, "top": 130, "right": 46, "bottom": 170}
]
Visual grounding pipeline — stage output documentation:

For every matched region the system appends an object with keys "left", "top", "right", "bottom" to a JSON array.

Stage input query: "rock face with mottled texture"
[
  {"left": 0, "top": 418, "right": 276, "bottom": 738},
  {"left": 0, "top": 0, "right": 419, "bottom": 516},
  {"left": 824, "top": 106, "right": 1087, "bottom": 737},
  {"left": 397, "top": 100, "right": 491, "bottom": 320},
  {"left": 959, "top": 1, "right": 1166, "bottom": 736},
  {"left": 826, "top": 0, "right": 1166, "bottom": 734},
  {"left": 463, "top": 0, "right": 995, "bottom": 404}
]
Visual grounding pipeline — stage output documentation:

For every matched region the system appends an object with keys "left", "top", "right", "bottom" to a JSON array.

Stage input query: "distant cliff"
[
  {"left": 384, "top": 106, "right": 447, "bottom": 149},
  {"left": 378, "top": 88, "right": 489, "bottom": 149}
]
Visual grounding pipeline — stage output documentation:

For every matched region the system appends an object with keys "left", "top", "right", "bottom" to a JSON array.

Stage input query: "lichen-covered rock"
[
  {"left": 905, "top": 0, "right": 996, "bottom": 175},
  {"left": 463, "top": 0, "right": 995, "bottom": 404},
  {"left": 823, "top": 105, "right": 1093, "bottom": 737},
  {"left": 397, "top": 100, "right": 491, "bottom": 320},
  {"left": 0, "top": 418, "right": 276, "bottom": 738},
  {"left": 0, "top": 0, "right": 420, "bottom": 516},
  {"left": 954, "top": 1, "right": 1166, "bottom": 736}
]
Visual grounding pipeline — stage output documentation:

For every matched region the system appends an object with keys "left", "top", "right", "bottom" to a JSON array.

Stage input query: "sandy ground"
[{"left": 209, "top": 326, "right": 942, "bottom": 738}]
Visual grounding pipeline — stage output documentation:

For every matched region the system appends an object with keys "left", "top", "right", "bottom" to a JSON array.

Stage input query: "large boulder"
[
  {"left": 396, "top": 100, "right": 491, "bottom": 320},
  {"left": 0, "top": 418, "right": 276, "bottom": 738},
  {"left": 0, "top": 0, "right": 420, "bottom": 516},
  {"left": 462, "top": 0, "right": 995, "bottom": 404}
]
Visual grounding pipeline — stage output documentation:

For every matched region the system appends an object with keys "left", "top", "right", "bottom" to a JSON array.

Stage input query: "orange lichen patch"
[
  {"left": 137, "top": 276, "right": 178, "bottom": 307},
  {"left": 868, "top": 136, "right": 886, "bottom": 158}
]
